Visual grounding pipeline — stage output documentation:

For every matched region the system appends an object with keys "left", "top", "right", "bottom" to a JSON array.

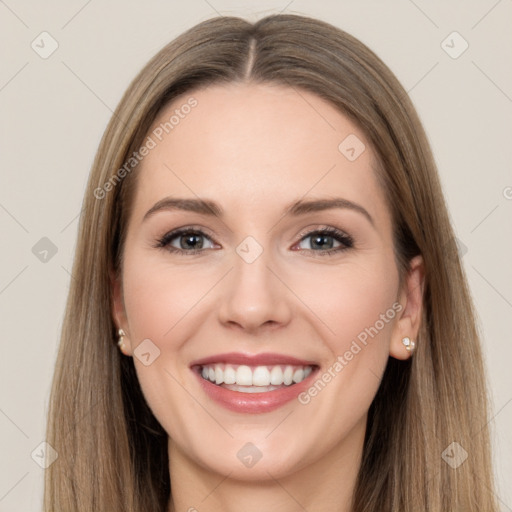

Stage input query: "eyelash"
[{"left": 154, "top": 225, "right": 354, "bottom": 257}]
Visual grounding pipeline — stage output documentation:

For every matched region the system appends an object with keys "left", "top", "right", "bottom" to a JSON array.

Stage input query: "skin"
[{"left": 112, "top": 82, "right": 424, "bottom": 512}]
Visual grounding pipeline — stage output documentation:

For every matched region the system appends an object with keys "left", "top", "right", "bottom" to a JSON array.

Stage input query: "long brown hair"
[{"left": 44, "top": 14, "right": 498, "bottom": 511}]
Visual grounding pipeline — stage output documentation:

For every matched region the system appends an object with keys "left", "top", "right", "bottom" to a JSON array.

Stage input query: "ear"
[
  {"left": 389, "top": 255, "right": 425, "bottom": 361},
  {"left": 110, "top": 269, "right": 133, "bottom": 356}
]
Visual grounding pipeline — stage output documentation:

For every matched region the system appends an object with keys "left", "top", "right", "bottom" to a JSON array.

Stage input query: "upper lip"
[{"left": 190, "top": 352, "right": 317, "bottom": 367}]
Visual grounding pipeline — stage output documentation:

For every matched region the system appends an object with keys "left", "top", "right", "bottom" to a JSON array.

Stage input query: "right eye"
[{"left": 155, "top": 228, "right": 217, "bottom": 255}]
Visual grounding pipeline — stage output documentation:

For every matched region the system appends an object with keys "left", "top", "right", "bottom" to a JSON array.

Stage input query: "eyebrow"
[{"left": 143, "top": 196, "right": 374, "bottom": 227}]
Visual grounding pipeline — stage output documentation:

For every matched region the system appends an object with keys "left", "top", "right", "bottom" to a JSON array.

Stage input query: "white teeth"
[
  {"left": 292, "top": 368, "right": 304, "bottom": 383},
  {"left": 223, "top": 365, "right": 236, "bottom": 385},
  {"left": 252, "top": 366, "right": 270, "bottom": 386},
  {"left": 270, "top": 366, "right": 283, "bottom": 385},
  {"left": 199, "top": 363, "right": 315, "bottom": 387},
  {"left": 283, "top": 366, "right": 294, "bottom": 385},
  {"left": 236, "top": 365, "right": 253, "bottom": 386},
  {"left": 222, "top": 384, "right": 282, "bottom": 393}
]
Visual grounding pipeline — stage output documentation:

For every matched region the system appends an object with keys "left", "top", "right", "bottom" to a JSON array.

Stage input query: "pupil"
[
  {"left": 312, "top": 235, "right": 333, "bottom": 250},
  {"left": 181, "top": 233, "right": 203, "bottom": 250}
]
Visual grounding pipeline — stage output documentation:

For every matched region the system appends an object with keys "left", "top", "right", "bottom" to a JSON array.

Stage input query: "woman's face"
[{"left": 113, "top": 82, "right": 423, "bottom": 481}]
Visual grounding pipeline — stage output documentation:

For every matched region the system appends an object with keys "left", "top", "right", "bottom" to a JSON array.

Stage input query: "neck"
[{"left": 166, "top": 416, "right": 366, "bottom": 512}]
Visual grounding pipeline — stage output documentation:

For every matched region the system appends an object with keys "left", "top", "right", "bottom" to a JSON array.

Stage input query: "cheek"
[
  {"left": 120, "top": 252, "right": 208, "bottom": 446},
  {"left": 290, "top": 260, "right": 399, "bottom": 427},
  {"left": 121, "top": 251, "right": 214, "bottom": 343},
  {"left": 120, "top": 249, "right": 220, "bottom": 417},
  {"left": 291, "top": 256, "right": 399, "bottom": 356}
]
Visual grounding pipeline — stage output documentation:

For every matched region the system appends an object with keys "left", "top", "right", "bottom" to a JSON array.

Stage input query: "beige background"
[{"left": 1, "top": 1, "right": 511, "bottom": 510}]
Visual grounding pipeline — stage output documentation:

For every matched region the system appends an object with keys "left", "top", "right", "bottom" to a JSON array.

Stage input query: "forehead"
[{"left": 131, "top": 82, "right": 389, "bottom": 227}]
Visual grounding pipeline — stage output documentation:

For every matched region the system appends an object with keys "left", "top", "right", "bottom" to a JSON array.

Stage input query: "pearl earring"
[
  {"left": 402, "top": 336, "right": 415, "bottom": 352},
  {"left": 117, "top": 329, "right": 126, "bottom": 352}
]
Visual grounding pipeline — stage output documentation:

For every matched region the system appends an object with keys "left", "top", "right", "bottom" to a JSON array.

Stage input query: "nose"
[{"left": 217, "top": 243, "right": 293, "bottom": 334}]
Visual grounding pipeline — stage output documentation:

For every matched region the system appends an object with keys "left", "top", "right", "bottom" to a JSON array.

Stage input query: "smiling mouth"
[{"left": 195, "top": 363, "right": 317, "bottom": 393}]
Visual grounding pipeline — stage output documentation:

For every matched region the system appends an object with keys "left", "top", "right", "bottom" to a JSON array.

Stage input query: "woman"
[{"left": 44, "top": 14, "right": 498, "bottom": 511}]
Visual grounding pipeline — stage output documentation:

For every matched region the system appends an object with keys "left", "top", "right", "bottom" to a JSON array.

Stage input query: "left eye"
[
  {"left": 298, "top": 233, "right": 340, "bottom": 250},
  {"left": 294, "top": 229, "right": 353, "bottom": 253}
]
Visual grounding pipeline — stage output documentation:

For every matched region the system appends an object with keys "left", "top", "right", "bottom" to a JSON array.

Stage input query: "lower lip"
[{"left": 193, "top": 367, "right": 318, "bottom": 414}]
